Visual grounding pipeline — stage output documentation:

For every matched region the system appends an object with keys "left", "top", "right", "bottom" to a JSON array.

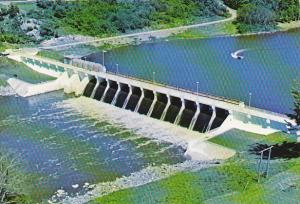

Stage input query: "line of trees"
[
  {"left": 224, "top": 0, "right": 300, "bottom": 32},
  {"left": 27, "top": 0, "right": 229, "bottom": 37},
  {"left": 0, "top": 4, "right": 30, "bottom": 44}
]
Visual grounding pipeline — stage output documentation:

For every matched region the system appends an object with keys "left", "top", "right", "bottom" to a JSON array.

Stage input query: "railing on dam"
[
  {"left": 20, "top": 55, "right": 293, "bottom": 130},
  {"left": 104, "top": 70, "right": 242, "bottom": 106},
  {"left": 22, "top": 55, "right": 242, "bottom": 106}
]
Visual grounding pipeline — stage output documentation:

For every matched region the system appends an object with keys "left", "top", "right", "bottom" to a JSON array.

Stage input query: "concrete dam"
[
  {"left": 81, "top": 75, "right": 229, "bottom": 133},
  {"left": 8, "top": 52, "right": 295, "bottom": 136}
]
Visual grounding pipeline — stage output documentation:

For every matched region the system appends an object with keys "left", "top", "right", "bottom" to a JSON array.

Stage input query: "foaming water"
[
  {"left": 58, "top": 97, "right": 207, "bottom": 149},
  {"left": 0, "top": 86, "right": 16, "bottom": 96}
]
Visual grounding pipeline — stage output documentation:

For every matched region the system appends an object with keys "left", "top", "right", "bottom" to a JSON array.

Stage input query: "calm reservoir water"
[{"left": 87, "top": 30, "right": 300, "bottom": 114}]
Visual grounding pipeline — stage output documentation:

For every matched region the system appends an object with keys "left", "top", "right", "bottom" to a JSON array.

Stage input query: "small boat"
[
  {"left": 0, "top": 52, "right": 9, "bottom": 57},
  {"left": 231, "top": 49, "right": 246, "bottom": 60}
]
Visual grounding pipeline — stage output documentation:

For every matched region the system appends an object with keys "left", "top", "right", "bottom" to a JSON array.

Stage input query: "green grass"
[
  {"left": 222, "top": 22, "right": 238, "bottom": 35},
  {"left": 209, "top": 130, "right": 294, "bottom": 152},
  {"left": 0, "top": 57, "right": 54, "bottom": 83},
  {"left": 160, "top": 172, "right": 204, "bottom": 204},
  {"left": 172, "top": 30, "right": 209, "bottom": 39},
  {"left": 0, "top": 42, "right": 14, "bottom": 52},
  {"left": 0, "top": 43, "right": 7, "bottom": 52},
  {"left": 90, "top": 172, "right": 204, "bottom": 204},
  {"left": 169, "top": 21, "right": 238, "bottom": 41},
  {"left": 37, "top": 50, "right": 64, "bottom": 62},
  {"left": 89, "top": 129, "right": 299, "bottom": 204},
  {"left": 15, "top": 2, "right": 36, "bottom": 12}
]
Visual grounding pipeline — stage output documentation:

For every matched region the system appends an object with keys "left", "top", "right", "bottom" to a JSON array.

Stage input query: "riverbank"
[
  {"left": 90, "top": 130, "right": 300, "bottom": 204},
  {"left": 278, "top": 20, "right": 300, "bottom": 31},
  {"left": 52, "top": 160, "right": 219, "bottom": 204},
  {"left": 37, "top": 21, "right": 299, "bottom": 55}
]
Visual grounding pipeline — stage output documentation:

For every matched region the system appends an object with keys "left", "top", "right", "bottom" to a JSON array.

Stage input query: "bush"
[
  {"left": 236, "top": 4, "right": 277, "bottom": 33},
  {"left": 7, "top": 4, "right": 19, "bottom": 18}
]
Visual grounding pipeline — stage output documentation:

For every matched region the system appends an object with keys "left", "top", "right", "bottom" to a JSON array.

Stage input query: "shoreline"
[{"left": 41, "top": 24, "right": 299, "bottom": 53}]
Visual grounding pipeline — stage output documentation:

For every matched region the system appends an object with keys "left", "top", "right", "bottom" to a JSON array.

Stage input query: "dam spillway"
[
  {"left": 15, "top": 54, "right": 295, "bottom": 135},
  {"left": 81, "top": 77, "right": 227, "bottom": 133}
]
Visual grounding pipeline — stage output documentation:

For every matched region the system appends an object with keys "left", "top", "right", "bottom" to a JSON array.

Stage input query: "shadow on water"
[{"left": 249, "top": 142, "right": 300, "bottom": 159}]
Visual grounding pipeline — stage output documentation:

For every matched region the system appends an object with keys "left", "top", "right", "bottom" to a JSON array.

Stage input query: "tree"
[
  {"left": 36, "top": 0, "right": 53, "bottom": 9},
  {"left": 0, "top": 151, "right": 29, "bottom": 204},
  {"left": 236, "top": 4, "right": 276, "bottom": 32},
  {"left": 7, "top": 4, "right": 19, "bottom": 18},
  {"left": 0, "top": 8, "right": 8, "bottom": 17},
  {"left": 287, "top": 80, "right": 300, "bottom": 125}
]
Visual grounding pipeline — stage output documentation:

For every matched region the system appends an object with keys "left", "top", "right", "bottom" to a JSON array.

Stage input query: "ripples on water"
[{"left": 0, "top": 91, "right": 187, "bottom": 202}]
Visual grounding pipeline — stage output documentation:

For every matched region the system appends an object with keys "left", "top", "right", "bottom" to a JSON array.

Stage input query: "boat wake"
[{"left": 231, "top": 49, "right": 247, "bottom": 60}]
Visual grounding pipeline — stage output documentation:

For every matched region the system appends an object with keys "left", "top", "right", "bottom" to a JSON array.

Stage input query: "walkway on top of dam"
[{"left": 11, "top": 50, "right": 295, "bottom": 126}]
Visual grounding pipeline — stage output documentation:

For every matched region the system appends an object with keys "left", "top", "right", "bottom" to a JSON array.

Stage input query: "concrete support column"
[
  {"left": 134, "top": 88, "right": 144, "bottom": 112},
  {"left": 266, "top": 119, "right": 271, "bottom": 129},
  {"left": 65, "top": 74, "right": 81, "bottom": 94},
  {"left": 32, "top": 59, "right": 37, "bottom": 68},
  {"left": 189, "top": 103, "right": 201, "bottom": 130},
  {"left": 175, "top": 98, "right": 185, "bottom": 125},
  {"left": 75, "top": 75, "right": 90, "bottom": 96},
  {"left": 111, "top": 82, "right": 121, "bottom": 105},
  {"left": 160, "top": 94, "right": 171, "bottom": 120},
  {"left": 147, "top": 91, "right": 157, "bottom": 116},
  {"left": 57, "top": 72, "right": 70, "bottom": 89},
  {"left": 122, "top": 85, "right": 132, "bottom": 109},
  {"left": 90, "top": 77, "right": 100, "bottom": 99},
  {"left": 101, "top": 79, "right": 110, "bottom": 101},
  {"left": 206, "top": 106, "right": 216, "bottom": 132}
]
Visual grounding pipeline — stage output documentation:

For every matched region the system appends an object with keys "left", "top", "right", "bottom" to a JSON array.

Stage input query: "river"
[
  {"left": 0, "top": 59, "right": 186, "bottom": 202},
  {"left": 0, "top": 30, "right": 299, "bottom": 202}
]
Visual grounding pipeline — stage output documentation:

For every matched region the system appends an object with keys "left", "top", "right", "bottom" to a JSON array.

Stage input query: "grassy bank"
[
  {"left": 170, "top": 22, "right": 238, "bottom": 40},
  {"left": 36, "top": 50, "right": 64, "bottom": 62},
  {"left": 90, "top": 130, "right": 300, "bottom": 204}
]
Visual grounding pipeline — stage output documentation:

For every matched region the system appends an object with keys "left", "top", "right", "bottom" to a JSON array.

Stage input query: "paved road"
[{"left": 40, "top": 7, "right": 237, "bottom": 50}]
